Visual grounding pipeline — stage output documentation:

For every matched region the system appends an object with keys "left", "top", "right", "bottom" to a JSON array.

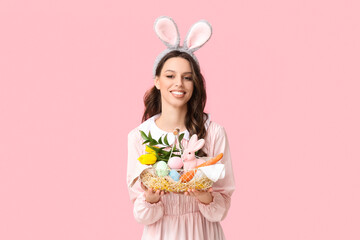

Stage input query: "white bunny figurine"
[{"left": 182, "top": 134, "right": 206, "bottom": 171}]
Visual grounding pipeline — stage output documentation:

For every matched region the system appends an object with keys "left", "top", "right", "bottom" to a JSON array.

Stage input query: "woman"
[{"left": 127, "top": 17, "right": 235, "bottom": 240}]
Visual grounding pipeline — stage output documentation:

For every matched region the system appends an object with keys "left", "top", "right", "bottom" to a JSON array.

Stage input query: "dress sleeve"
[
  {"left": 198, "top": 125, "right": 236, "bottom": 222},
  {"left": 127, "top": 128, "right": 165, "bottom": 225}
]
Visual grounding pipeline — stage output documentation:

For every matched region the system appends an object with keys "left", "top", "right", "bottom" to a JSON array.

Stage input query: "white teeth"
[{"left": 172, "top": 91, "right": 185, "bottom": 95}]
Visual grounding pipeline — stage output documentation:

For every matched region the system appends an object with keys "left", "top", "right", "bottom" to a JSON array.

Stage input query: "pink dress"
[{"left": 127, "top": 114, "right": 236, "bottom": 240}]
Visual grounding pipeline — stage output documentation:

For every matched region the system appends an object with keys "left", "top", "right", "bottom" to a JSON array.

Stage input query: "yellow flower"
[
  {"left": 145, "top": 145, "right": 158, "bottom": 154},
  {"left": 138, "top": 153, "right": 157, "bottom": 165}
]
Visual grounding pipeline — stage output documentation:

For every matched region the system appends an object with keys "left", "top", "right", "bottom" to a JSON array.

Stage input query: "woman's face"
[{"left": 155, "top": 57, "right": 194, "bottom": 110}]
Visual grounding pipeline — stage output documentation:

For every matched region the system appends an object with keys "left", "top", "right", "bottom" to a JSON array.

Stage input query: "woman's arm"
[
  {"left": 197, "top": 125, "right": 236, "bottom": 222},
  {"left": 127, "top": 128, "right": 165, "bottom": 225},
  {"left": 131, "top": 181, "right": 165, "bottom": 225}
]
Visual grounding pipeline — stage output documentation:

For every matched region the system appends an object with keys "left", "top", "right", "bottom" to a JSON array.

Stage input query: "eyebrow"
[{"left": 164, "top": 70, "right": 193, "bottom": 74}]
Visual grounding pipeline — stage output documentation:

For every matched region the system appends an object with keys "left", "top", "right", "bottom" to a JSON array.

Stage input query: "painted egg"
[
  {"left": 168, "top": 157, "right": 183, "bottom": 169},
  {"left": 155, "top": 161, "right": 169, "bottom": 177},
  {"left": 169, "top": 170, "right": 181, "bottom": 181}
]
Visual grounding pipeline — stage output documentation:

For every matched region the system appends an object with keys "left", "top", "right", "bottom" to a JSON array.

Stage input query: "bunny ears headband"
[{"left": 153, "top": 16, "right": 213, "bottom": 78}]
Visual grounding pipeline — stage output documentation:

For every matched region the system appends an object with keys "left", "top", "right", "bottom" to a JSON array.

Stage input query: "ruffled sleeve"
[
  {"left": 197, "top": 124, "right": 236, "bottom": 222},
  {"left": 127, "top": 128, "right": 165, "bottom": 225}
]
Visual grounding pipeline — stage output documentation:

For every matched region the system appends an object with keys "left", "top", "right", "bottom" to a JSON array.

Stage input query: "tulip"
[
  {"left": 145, "top": 145, "right": 158, "bottom": 154},
  {"left": 138, "top": 153, "right": 157, "bottom": 165}
]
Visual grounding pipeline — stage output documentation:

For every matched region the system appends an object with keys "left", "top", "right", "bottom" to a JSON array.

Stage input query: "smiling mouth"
[{"left": 170, "top": 91, "right": 186, "bottom": 97}]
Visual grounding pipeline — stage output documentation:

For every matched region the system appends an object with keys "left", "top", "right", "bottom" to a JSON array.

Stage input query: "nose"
[{"left": 175, "top": 75, "right": 183, "bottom": 86}]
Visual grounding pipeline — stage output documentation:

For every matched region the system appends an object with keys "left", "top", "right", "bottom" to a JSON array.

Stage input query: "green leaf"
[
  {"left": 162, "top": 151, "right": 170, "bottom": 157},
  {"left": 148, "top": 145, "right": 160, "bottom": 152},
  {"left": 178, "top": 133, "right": 184, "bottom": 143},
  {"left": 140, "top": 130, "right": 148, "bottom": 141},
  {"left": 150, "top": 140, "right": 158, "bottom": 146},
  {"left": 158, "top": 136, "right": 163, "bottom": 145},
  {"left": 164, "top": 134, "right": 169, "bottom": 145},
  {"left": 148, "top": 131, "right": 153, "bottom": 140},
  {"left": 142, "top": 140, "right": 150, "bottom": 144}
]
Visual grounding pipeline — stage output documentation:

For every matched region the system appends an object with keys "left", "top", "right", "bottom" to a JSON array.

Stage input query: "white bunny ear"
[
  {"left": 193, "top": 139, "right": 205, "bottom": 152},
  {"left": 183, "top": 20, "right": 212, "bottom": 52},
  {"left": 154, "top": 16, "right": 180, "bottom": 48}
]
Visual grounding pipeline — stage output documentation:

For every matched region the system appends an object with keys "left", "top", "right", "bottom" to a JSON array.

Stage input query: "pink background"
[{"left": 1, "top": 0, "right": 359, "bottom": 239}]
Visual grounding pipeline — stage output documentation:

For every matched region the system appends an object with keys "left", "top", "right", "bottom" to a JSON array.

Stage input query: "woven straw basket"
[{"left": 140, "top": 167, "right": 214, "bottom": 193}]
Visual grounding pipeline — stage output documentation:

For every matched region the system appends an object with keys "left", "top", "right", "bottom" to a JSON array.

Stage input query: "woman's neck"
[{"left": 155, "top": 106, "right": 188, "bottom": 132}]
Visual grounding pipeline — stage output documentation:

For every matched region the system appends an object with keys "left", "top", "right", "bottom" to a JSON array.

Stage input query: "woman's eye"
[
  {"left": 184, "top": 76, "right": 192, "bottom": 80},
  {"left": 166, "top": 75, "right": 174, "bottom": 78}
]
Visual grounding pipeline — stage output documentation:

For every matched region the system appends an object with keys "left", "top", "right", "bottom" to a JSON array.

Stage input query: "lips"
[{"left": 170, "top": 90, "right": 186, "bottom": 98}]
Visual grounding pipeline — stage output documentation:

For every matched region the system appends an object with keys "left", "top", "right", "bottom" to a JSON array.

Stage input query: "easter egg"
[
  {"left": 169, "top": 170, "right": 181, "bottom": 181},
  {"left": 168, "top": 156, "right": 183, "bottom": 169},
  {"left": 155, "top": 161, "right": 169, "bottom": 177}
]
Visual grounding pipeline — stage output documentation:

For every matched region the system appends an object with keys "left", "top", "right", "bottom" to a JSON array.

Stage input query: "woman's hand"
[
  {"left": 141, "top": 182, "right": 168, "bottom": 204},
  {"left": 185, "top": 187, "right": 214, "bottom": 205}
]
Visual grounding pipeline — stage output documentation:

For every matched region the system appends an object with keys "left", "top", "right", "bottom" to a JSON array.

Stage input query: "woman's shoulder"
[
  {"left": 207, "top": 118, "right": 227, "bottom": 135},
  {"left": 127, "top": 115, "right": 157, "bottom": 141},
  {"left": 203, "top": 117, "right": 229, "bottom": 155},
  {"left": 127, "top": 126, "right": 141, "bottom": 145},
  {"left": 128, "top": 125, "right": 140, "bottom": 138}
]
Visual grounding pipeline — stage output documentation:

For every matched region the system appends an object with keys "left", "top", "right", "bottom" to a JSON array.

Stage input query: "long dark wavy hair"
[{"left": 142, "top": 50, "right": 209, "bottom": 156}]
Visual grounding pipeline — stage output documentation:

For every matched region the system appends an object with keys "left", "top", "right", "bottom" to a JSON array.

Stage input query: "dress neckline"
[
  {"left": 138, "top": 113, "right": 211, "bottom": 144},
  {"left": 151, "top": 114, "right": 189, "bottom": 135}
]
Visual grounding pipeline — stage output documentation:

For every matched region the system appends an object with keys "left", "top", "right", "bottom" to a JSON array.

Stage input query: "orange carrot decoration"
[{"left": 180, "top": 153, "right": 223, "bottom": 183}]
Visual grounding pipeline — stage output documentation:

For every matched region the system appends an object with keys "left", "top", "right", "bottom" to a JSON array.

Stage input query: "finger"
[
  {"left": 193, "top": 189, "right": 208, "bottom": 197},
  {"left": 141, "top": 182, "right": 148, "bottom": 191},
  {"left": 188, "top": 189, "right": 195, "bottom": 197},
  {"left": 148, "top": 188, "right": 154, "bottom": 194},
  {"left": 208, "top": 187, "right": 213, "bottom": 193},
  {"left": 196, "top": 188, "right": 206, "bottom": 193},
  {"left": 160, "top": 191, "right": 165, "bottom": 196},
  {"left": 191, "top": 189, "right": 200, "bottom": 197},
  {"left": 185, "top": 189, "right": 193, "bottom": 196},
  {"left": 155, "top": 190, "right": 160, "bottom": 195}
]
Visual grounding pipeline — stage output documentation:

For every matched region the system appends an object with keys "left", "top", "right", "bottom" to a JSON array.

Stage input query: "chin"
[
  {"left": 172, "top": 103, "right": 188, "bottom": 109},
  {"left": 169, "top": 100, "right": 190, "bottom": 109},
  {"left": 162, "top": 96, "right": 191, "bottom": 109}
]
